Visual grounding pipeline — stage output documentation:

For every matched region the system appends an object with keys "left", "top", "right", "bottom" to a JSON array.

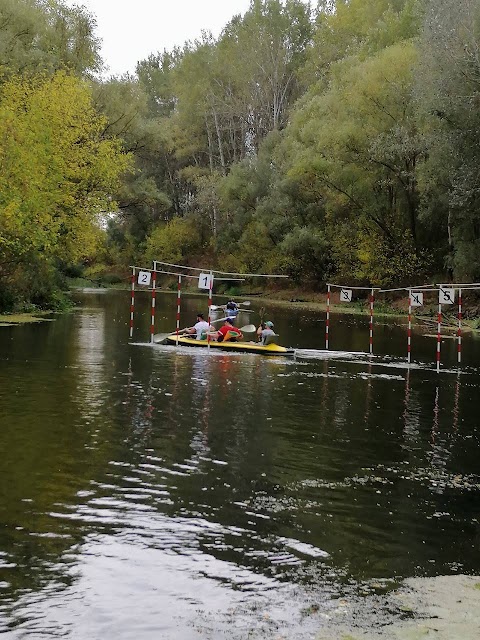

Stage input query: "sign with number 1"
[{"left": 198, "top": 273, "right": 213, "bottom": 290}]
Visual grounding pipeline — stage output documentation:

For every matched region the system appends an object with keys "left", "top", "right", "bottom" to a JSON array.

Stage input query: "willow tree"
[
  {"left": 303, "top": 0, "right": 423, "bottom": 86},
  {"left": 0, "top": 0, "right": 101, "bottom": 77},
  {"left": 415, "top": 0, "right": 480, "bottom": 280},
  {"left": 0, "top": 72, "right": 131, "bottom": 306},
  {"left": 280, "top": 41, "right": 427, "bottom": 285}
]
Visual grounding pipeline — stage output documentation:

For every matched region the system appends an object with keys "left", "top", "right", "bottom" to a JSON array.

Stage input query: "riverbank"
[
  {"left": 0, "top": 312, "right": 55, "bottom": 326},
  {"left": 64, "top": 280, "right": 480, "bottom": 334},
  {"left": 312, "top": 574, "right": 480, "bottom": 639}
]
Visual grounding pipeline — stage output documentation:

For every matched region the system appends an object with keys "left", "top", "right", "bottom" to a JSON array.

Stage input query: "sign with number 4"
[
  {"left": 137, "top": 271, "right": 151, "bottom": 286},
  {"left": 198, "top": 273, "right": 213, "bottom": 290},
  {"left": 340, "top": 289, "right": 352, "bottom": 302},
  {"left": 410, "top": 292, "right": 423, "bottom": 307}
]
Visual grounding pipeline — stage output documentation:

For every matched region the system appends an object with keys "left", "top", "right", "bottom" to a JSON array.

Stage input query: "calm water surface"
[{"left": 1, "top": 290, "right": 480, "bottom": 638}]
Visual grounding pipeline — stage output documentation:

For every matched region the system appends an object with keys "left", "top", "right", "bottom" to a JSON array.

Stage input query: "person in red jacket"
[{"left": 214, "top": 317, "right": 243, "bottom": 342}]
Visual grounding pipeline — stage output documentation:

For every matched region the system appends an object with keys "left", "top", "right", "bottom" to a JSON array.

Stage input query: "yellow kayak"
[{"left": 164, "top": 334, "right": 295, "bottom": 356}]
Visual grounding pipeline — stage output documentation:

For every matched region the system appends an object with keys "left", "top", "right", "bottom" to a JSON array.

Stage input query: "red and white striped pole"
[
  {"left": 369, "top": 288, "right": 375, "bottom": 355},
  {"left": 436, "top": 294, "right": 442, "bottom": 373},
  {"left": 207, "top": 270, "right": 213, "bottom": 348},
  {"left": 129, "top": 268, "right": 136, "bottom": 339},
  {"left": 457, "top": 288, "right": 462, "bottom": 365},
  {"left": 407, "top": 289, "right": 412, "bottom": 364},
  {"left": 325, "top": 284, "right": 331, "bottom": 350},
  {"left": 150, "top": 269, "right": 156, "bottom": 343},
  {"left": 176, "top": 274, "right": 182, "bottom": 345}
]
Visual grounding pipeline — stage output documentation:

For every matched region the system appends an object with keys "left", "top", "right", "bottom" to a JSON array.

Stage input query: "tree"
[
  {"left": 0, "top": 0, "right": 101, "bottom": 78},
  {"left": 303, "top": 0, "right": 423, "bottom": 86},
  {"left": 415, "top": 0, "right": 480, "bottom": 279},
  {"left": 281, "top": 41, "right": 428, "bottom": 284},
  {"left": 0, "top": 72, "right": 131, "bottom": 277}
]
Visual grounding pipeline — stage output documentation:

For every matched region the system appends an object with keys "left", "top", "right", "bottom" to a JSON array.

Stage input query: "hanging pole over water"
[
  {"left": 407, "top": 289, "right": 412, "bottom": 365},
  {"left": 207, "top": 270, "right": 213, "bottom": 350},
  {"left": 325, "top": 284, "right": 331, "bottom": 350},
  {"left": 150, "top": 269, "right": 156, "bottom": 343},
  {"left": 436, "top": 298, "right": 442, "bottom": 374},
  {"left": 369, "top": 288, "right": 375, "bottom": 355},
  {"left": 129, "top": 267, "right": 136, "bottom": 339},
  {"left": 176, "top": 275, "right": 182, "bottom": 346},
  {"left": 457, "top": 288, "right": 462, "bottom": 365}
]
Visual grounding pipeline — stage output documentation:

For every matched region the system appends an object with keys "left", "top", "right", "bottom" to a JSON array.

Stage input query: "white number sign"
[
  {"left": 340, "top": 289, "right": 352, "bottom": 302},
  {"left": 198, "top": 273, "right": 213, "bottom": 290},
  {"left": 439, "top": 288, "right": 455, "bottom": 305},
  {"left": 137, "top": 271, "right": 151, "bottom": 286},
  {"left": 410, "top": 292, "right": 423, "bottom": 307}
]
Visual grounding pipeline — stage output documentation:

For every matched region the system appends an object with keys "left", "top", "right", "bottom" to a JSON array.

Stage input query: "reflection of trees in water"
[
  {"left": 0, "top": 305, "right": 128, "bottom": 612},
  {"left": 402, "top": 370, "right": 463, "bottom": 471},
  {"left": 179, "top": 352, "right": 285, "bottom": 473},
  {"left": 403, "top": 367, "right": 422, "bottom": 447},
  {"left": 363, "top": 361, "right": 373, "bottom": 424},
  {"left": 428, "top": 377, "right": 462, "bottom": 470}
]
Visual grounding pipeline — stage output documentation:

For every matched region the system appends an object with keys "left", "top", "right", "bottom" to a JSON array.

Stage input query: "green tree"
[
  {"left": 0, "top": 0, "right": 101, "bottom": 77},
  {"left": 145, "top": 217, "right": 201, "bottom": 264},
  {"left": 415, "top": 0, "right": 480, "bottom": 280},
  {"left": 281, "top": 41, "right": 428, "bottom": 284},
  {"left": 0, "top": 72, "right": 131, "bottom": 305}
]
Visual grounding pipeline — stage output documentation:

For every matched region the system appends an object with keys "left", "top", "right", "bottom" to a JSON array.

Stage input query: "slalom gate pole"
[
  {"left": 407, "top": 289, "right": 412, "bottom": 364},
  {"left": 325, "top": 284, "right": 331, "bottom": 350},
  {"left": 150, "top": 269, "right": 156, "bottom": 343},
  {"left": 457, "top": 288, "right": 462, "bottom": 365},
  {"left": 207, "top": 271, "right": 213, "bottom": 349},
  {"left": 176, "top": 275, "right": 182, "bottom": 346},
  {"left": 129, "top": 267, "right": 136, "bottom": 339},
  {"left": 436, "top": 298, "right": 442, "bottom": 373},
  {"left": 369, "top": 288, "right": 375, "bottom": 355}
]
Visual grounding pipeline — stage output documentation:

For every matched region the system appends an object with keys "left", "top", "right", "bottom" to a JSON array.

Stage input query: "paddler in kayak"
[
  {"left": 257, "top": 320, "right": 276, "bottom": 344},
  {"left": 225, "top": 299, "right": 239, "bottom": 315},
  {"left": 182, "top": 313, "right": 214, "bottom": 339},
  {"left": 211, "top": 317, "right": 243, "bottom": 342}
]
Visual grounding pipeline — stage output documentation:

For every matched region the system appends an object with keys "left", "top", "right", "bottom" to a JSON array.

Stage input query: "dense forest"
[{"left": 1, "top": 0, "right": 480, "bottom": 311}]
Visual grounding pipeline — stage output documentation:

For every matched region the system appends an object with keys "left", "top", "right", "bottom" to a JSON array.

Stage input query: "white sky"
[{"left": 64, "top": 0, "right": 253, "bottom": 76}]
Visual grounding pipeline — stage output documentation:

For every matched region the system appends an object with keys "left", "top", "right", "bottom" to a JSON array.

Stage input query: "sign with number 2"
[{"left": 137, "top": 271, "right": 151, "bottom": 286}]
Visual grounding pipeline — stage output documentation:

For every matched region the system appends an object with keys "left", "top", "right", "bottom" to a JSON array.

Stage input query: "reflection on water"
[{"left": 1, "top": 290, "right": 480, "bottom": 638}]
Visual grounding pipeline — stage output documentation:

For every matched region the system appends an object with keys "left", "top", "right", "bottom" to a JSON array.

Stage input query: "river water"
[{"left": 1, "top": 290, "right": 480, "bottom": 638}]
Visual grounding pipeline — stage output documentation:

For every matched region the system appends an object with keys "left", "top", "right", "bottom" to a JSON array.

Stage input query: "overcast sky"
[{"left": 64, "top": 0, "right": 253, "bottom": 76}]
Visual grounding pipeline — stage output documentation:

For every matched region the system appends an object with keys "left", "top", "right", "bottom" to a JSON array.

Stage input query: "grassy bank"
[{"left": 0, "top": 312, "right": 55, "bottom": 326}]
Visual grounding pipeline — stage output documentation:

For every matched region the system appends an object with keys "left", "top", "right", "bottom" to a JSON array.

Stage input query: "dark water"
[{"left": 1, "top": 289, "right": 480, "bottom": 638}]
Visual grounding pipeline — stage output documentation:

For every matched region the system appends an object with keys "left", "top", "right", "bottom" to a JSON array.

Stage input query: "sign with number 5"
[{"left": 439, "top": 288, "right": 455, "bottom": 304}]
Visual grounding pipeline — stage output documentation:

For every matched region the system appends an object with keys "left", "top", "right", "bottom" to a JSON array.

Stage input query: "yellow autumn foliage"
[{"left": 0, "top": 71, "right": 132, "bottom": 267}]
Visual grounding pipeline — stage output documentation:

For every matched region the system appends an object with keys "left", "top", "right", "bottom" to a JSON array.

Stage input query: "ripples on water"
[{"left": 0, "top": 292, "right": 480, "bottom": 638}]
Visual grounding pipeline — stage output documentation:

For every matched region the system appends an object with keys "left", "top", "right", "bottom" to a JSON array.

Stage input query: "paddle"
[
  {"left": 153, "top": 332, "right": 171, "bottom": 344},
  {"left": 237, "top": 323, "right": 256, "bottom": 333},
  {"left": 206, "top": 323, "right": 256, "bottom": 337}
]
